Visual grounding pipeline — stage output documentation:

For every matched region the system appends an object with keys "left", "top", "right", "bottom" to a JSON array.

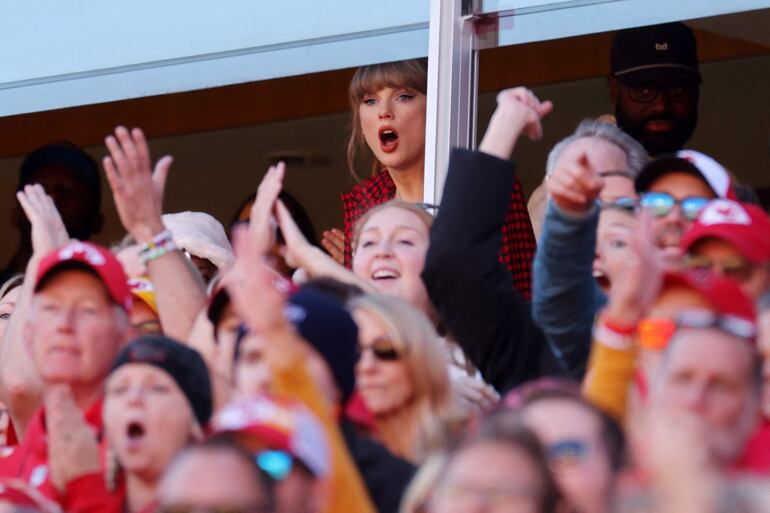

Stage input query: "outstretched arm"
[
  {"left": 103, "top": 126, "right": 207, "bottom": 341},
  {"left": 0, "top": 184, "right": 70, "bottom": 437},
  {"left": 423, "top": 88, "right": 563, "bottom": 393}
]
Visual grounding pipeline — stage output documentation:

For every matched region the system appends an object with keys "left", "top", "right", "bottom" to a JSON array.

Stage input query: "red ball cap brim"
[{"left": 34, "top": 241, "right": 132, "bottom": 313}]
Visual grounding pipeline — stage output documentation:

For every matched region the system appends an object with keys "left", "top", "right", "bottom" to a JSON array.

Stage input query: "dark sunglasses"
[
  {"left": 256, "top": 450, "right": 293, "bottom": 481},
  {"left": 682, "top": 254, "right": 757, "bottom": 283},
  {"left": 675, "top": 309, "right": 756, "bottom": 340},
  {"left": 357, "top": 338, "right": 402, "bottom": 362},
  {"left": 640, "top": 192, "right": 709, "bottom": 221}
]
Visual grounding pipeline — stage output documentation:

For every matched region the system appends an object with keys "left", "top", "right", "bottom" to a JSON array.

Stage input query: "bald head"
[{"left": 159, "top": 440, "right": 272, "bottom": 512}]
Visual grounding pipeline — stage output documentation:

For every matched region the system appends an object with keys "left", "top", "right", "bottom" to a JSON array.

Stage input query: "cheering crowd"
[{"left": 0, "top": 20, "right": 768, "bottom": 513}]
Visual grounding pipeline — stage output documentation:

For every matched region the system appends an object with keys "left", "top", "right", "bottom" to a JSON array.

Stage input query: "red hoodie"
[{"left": 0, "top": 399, "right": 124, "bottom": 513}]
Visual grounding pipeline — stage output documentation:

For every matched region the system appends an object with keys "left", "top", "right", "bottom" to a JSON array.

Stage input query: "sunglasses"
[
  {"left": 682, "top": 254, "right": 756, "bottom": 283},
  {"left": 256, "top": 450, "right": 293, "bottom": 481},
  {"left": 357, "top": 338, "right": 402, "bottom": 362},
  {"left": 640, "top": 192, "right": 710, "bottom": 221},
  {"left": 598, "top": 196, "right": 639, "bottom": 214},
  {"left": 675, "top": 309, "right": 756, "bottom": 340},
  {"left": 546, "top": 439, "right": 592, "bottom": 470}
]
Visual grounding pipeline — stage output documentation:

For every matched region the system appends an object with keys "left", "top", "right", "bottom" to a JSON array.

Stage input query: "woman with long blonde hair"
[{"left": 349, "top": 293, "right": 457, "bottom": 463}]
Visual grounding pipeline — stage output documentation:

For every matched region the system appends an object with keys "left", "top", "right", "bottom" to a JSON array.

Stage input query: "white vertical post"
[{"left": 424, "top": 0, "right": 480, "bottom": 204}]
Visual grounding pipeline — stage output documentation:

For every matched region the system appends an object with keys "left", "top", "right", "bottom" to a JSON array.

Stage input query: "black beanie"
[
  {"left": 285, "top": 287, "right": 358, "bottom": 405},
  {"left": 111, "top": 335, "right": 213, "bottom": 426}
]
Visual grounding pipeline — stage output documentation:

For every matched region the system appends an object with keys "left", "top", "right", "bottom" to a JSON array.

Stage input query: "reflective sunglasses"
[
  {"left": 546, "top": 439, "right": 592, "bottom": 470},
  {"left": 675, "top": 309, "right": 756, "bottom": 340},
  {"left": 256, "top": 450, "right": 294, "bottom": 481},
  {"left": 682, "top": 254, "right": 756, "bottom": 283},
  {"left": 626, "top": 81, "right": 696, "bottom": 103},
  {"left": 357, "top": 338, "right": 402, "bottom": 361},
  {"left": 640, "top": 192, "right": 709, "bottom": 221},
  {"left": 598, "top": 196, "right": 639, "bottom": 214}
]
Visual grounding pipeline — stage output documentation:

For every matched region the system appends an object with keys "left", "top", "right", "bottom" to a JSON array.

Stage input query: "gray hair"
[{"left": 545, "top": 119, "right": 648, "bottom": 177}]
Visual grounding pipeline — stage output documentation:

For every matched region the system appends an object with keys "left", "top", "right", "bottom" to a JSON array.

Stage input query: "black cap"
[
  {"left": 111, "top": 335, "right": 213, "bottom": 426},
  {"left": 611, "top": 22, "right": 701, "bottom": 85},
  {"left": 285, "top": 287, "right": 358, "bottom": 405}
]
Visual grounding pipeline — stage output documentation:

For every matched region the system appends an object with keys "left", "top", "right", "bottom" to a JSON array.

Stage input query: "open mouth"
[
  {"left": 593, "top": 270, "right": 610, "bottom": 290},
  {"left": 126, "top": 420, "right": 146, "bottom": 441},
  {"left": 378, "top": 127, "right": 399, "bottom": 153},
  {"left": 371, "top": 268, "right": 400, "bottom": 281}
]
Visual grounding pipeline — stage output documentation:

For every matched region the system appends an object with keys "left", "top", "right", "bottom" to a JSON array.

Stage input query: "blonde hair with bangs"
[
  {"left": 350, "top": 293, "right": 455, "bottom": 462},
  {"left": 347, "top": 59, "right": 428, "bottom": 180}
]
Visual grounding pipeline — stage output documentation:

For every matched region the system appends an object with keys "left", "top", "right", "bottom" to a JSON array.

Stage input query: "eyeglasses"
[
  {"left": 640, "top": 192, "right": 709, "bottom": 221},
  {"left": 598, "top": 196, "right": 639, "bottom": 214},
  {"left": 546, "top": 439, "right": 592, "bottom": 471},
  {"left": 158, "top": 504, "right": 271, "bottom": 513},
  {"left": 357, "top": 338, "right": 402, "bottom": 362},
  {"left": 682, "top": 254, "right": 757, "bottom": 283},
  {"left": 256, "top": 450, "right": 293, "bottom": 481},
  {"left": 675, "top": 309, "right": 756, "bottom": 340},
  {"left": 625, "top": 82, "right": 696, "bottom": 103}
]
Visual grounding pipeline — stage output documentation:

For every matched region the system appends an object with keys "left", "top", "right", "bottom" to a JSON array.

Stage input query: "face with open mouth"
[
  {"left": 359, "top": 86, "right": 427, "bottom": 172},
  {"left": 352, "top": 206, "right": 432, "bottom": 315},
  {"left": 104, "top": 363, "right": 196, "bottom": 480}
]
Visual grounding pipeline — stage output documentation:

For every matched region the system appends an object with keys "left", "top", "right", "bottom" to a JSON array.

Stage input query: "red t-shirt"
[{"left": 0, "top": 400, "right": 124, "bottom": 513}]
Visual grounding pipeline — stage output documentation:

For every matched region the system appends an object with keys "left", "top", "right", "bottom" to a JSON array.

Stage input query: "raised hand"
[
  {"left": 225, "top": 225, "right": 290, "bottom": 335},
  {"left": 248, "top": 162, "right": 285, "bottom": 256},
  {"left": 479, "top": 87, "right": 553, "bottom": 161},
  {"left": 45, "top": 385, "right": 101, "bottom": 492},
  {"left": 604, "top": 209, "right": 663, "bottom": 327},
  {"left": 16, "top": 184, "right": 69, "bottom": 256},
  {"left": 103, "top": 126, "right": 172, "bottom": 243},
  {"left": 321, "top": 228, "right": 345, "bottom": 265},
  {"left": 546, "top": 152, "right": 605, "bottom": 213}
]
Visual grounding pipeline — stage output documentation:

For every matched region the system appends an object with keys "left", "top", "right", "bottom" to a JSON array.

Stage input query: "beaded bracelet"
[{"left": 139, "top": 229, "right": 178, "bottom": 264}]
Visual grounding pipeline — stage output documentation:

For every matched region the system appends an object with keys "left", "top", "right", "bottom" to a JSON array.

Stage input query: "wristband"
[
  {"left": 601, "top": 315, "right": 637, "bottom": 336},
  {"left": 593, "top": 323, "right": 635, "bottom": 351},
  {"left": 138, "top": 229, "right": 178, "bottom": 264}
]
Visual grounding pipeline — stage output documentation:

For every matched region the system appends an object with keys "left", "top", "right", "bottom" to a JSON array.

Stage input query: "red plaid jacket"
[{"left": 341, "top": 170, "right": 535, "bottom": 300}]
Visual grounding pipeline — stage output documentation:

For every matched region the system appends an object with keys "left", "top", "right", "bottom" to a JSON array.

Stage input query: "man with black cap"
[
  {"left": 609, "top": 22, "right": 701, "bottom": 156},
  {"left": 0, "top": 142, "right": 104, "bottom": 284}
]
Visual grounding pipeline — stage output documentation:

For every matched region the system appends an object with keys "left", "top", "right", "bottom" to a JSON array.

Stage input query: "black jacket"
[
  {"left": 422, "top": 149, "right": 565, "bottom": 393},
  {"left": 340, "top": 419, "right": 416, "bottom": 513}
]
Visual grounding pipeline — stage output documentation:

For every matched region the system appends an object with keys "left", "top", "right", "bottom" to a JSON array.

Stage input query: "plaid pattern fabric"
[{"left": 341, "top": 170, "right": 536, "bottom": 299}]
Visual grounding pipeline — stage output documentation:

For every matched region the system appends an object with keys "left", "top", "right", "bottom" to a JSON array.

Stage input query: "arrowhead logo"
[{"left": 655, "top": 43, "right": 668, "bottom": 51}]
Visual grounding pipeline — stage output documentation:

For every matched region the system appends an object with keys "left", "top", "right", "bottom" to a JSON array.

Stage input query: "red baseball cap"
[
  {"left": 681, "top": 199, "right": 770, "bottom": 264},
  {"left": 212, "top": 395, "right": 330, "bottom": 478},
  {"left": 35, "top": 241, "right": 132, "bottom": 313},
  {"left": 660, "top": 270, "right": 756, "bottom": 323}
]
